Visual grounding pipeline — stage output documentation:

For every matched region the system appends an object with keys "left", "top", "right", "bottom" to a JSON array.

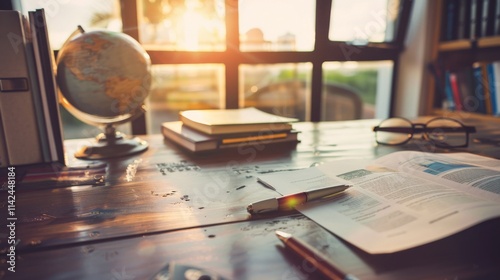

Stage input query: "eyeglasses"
[{"left": 373, "top": 117, "right": 476, "bottom": 148}]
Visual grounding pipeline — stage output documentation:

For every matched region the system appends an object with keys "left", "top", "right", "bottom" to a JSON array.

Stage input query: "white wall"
[{"left": 394, "top": 0, "right": 435, "bottom": 117}]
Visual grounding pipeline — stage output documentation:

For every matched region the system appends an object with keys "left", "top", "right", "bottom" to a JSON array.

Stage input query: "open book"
[{"left": 257, "top": 151, "right": 500, "bottom": 254}]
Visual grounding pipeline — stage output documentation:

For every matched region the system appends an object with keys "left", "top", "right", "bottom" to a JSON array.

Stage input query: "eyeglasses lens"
[
  {"left": 376, "top": 118, "right": 413, "bottom": 145},
  {"left": 425, "top": 118, "right": 467, "bottom": 147}
]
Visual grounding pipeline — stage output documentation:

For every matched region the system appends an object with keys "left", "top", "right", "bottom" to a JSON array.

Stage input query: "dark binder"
[{"left": 29, "top": 9, "right": 65, "bottom": 165}]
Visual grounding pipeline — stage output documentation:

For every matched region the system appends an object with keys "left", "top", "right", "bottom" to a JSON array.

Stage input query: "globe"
[{"left": 56, "top": 29, "right": 152, "bottom": 160}]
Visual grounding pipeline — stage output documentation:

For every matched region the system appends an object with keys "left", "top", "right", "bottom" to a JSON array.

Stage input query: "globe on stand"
[{"left": 56, "top": 29, "right": 152, "bottom": 160}]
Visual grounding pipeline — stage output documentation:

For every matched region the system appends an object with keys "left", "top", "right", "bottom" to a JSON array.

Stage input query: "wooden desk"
[{"left": 2, "top": 119, "right": 500, "bottom": 279}]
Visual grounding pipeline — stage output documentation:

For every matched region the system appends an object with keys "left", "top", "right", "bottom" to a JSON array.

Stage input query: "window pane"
[
  {"left": 239, "top": 63, "right": 312, "bottom": 120},
  {"left": 19, "top": 0, "right": 122, "bottom": 49},
  {"left": 239, "top": 0, "right": 315, "bottom": 51},
  {"left": 146, "top": 64, "right": 224, "bottom": 133},
  {"left": 19, "top": 0, "right": 124, "bottom": 139},
  {"left": 139, "top": 0, "right": 226, "bottom": 51},
  {"left": 329, "top": 0, "right": 400, "bottom": 43},
  {"left": 322, "top": 61, "right": 393, "bottom": 121}
]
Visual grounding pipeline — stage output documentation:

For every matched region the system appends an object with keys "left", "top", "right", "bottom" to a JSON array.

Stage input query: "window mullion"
[
  {"left": 120, "top": 0, "right": 147, "bottom": 134},
  {"left": 310, "top": 0, "right": 332, "bottom": 121},
  {"left": 225, "top": 0, "right": 240, "bottom": 109}
]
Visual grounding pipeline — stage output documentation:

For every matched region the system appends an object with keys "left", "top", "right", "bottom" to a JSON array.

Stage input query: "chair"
[
  {"left": 322, "top": 83, "right": 363, "bottom": 121},
  {"left": 244, "top": 80, "right": 305, "bottom": 119},
  {"left": 244, "top": 80, "right": 363, "bottom": 121}
]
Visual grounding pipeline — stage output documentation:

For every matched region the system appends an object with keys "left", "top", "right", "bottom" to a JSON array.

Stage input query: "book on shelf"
[
  {"left": 443, "top": 0, "right": 500, "bottom": 41},
  {"left": 471, "top": 62, "right": 488, "bottom": 113},
  {"left": 448, "top": 72, "right": 463, "bottom": 111},
  {"left": 162, "top": 121, "right": 299, "bottom": 153},
  {"left": 444, "top": 71, "right": 457, "bottom": 111},
  {"left": 490, "top": 62, "right": 500, "bottom": 114},
  {"left": 496, "top": 0, "right": 500, "bottom": 35},
  {"left": 257, "top": 151, "right": 500, "bottom": 254},
  {"left": 436, "top": 61, "right": 500, "bottom": 115},
  {"left": 179, "top": 107, "right": 298, "bottom": 135}
]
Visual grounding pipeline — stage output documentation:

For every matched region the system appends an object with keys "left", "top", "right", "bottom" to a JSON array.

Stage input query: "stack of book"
[
  {"left": 161, "top": 107, "right": 300, "bottom": 153},
  {"left": 0, "top": 9, "right": 65, "bottom": 167}
]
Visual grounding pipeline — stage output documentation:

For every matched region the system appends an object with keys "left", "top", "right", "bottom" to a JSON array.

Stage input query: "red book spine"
[{"left": 449, "top": 72, "right": 463, "bottom": 111}]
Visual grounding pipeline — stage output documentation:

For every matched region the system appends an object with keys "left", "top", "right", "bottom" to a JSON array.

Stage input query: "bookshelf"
[{"left": 426, "top": 0, "right": 500, "bottom": 120}]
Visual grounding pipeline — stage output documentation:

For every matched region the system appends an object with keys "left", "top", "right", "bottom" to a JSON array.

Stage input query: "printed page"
[
  {"left": 371, "top": 151, "right": 500, "bottom": 202},
  {"left": 258, "top": 154, "right": 500, "bottom": 254}
]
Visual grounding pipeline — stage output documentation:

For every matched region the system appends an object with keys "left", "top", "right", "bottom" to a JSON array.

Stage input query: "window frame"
[{"left": 95, "top": 0, "right": 413, "bottom": 133}]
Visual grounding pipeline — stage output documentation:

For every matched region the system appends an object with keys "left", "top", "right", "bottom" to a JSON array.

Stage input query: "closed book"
[
  {"left": 472, "top": 62, "right": 487, "bottom": 113},
  {"left": 455, "top": 67, "right": 476, "bottom": 112},
  {"left": 481, "top": 0, "right": 497, "bottom": 36},
  {"left": 457, "top": 0, "right": 472, "bottom": 39},
  {"left": 480, "top": 62, "right": 493, "bottom": 114},
  {"left": 470, "top": 0, "right": 483, "bottom": 39},
  {"left": 491, "top": 61, "right": 500, "bottom": 115},
  {"left": 179, "top": 107, "right": 298, "bottom": 135},
  {"left": 444, "top": 0, "right": 460, "bottom": 40},
  {"left": 444, "top": 71, "right": 456, "bottom": 110},
  {"left": 162, "top": 121, "right": 298, "bottom": 153},
  {"left": 29, "top": 9, "right": 65, "bottom": 165},
  {"left": 449, "top": 72, "right": 463, "bottom": 111},
  {"left": 495, "top": 0, "right": 500, "bottom": 35}
]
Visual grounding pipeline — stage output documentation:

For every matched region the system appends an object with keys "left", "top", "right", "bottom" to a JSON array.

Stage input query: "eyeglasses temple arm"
[{"left": 373, "top": 127, "right": 413, "bottom": 133}]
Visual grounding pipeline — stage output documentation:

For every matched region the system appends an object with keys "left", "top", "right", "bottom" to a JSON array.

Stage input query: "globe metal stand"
[{"left": 74, "top": 124, "right": 148, "bottom": 160}]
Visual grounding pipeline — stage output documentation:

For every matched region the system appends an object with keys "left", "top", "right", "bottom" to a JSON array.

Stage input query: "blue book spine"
[
  {"left": 472, "top": 64, "right": 487, "bottom": 113},
  {"left": 487, "top": 63, "right": 499, "bottom": 114}
]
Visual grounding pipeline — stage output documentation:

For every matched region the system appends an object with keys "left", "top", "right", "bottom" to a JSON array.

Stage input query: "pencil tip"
[{"left": 275, "top": 230, "right": 291, "bottom": 241}]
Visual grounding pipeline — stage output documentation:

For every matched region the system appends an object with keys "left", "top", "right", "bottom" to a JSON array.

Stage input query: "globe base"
[{"left": 74, "top": 130, "right": 148, "bottom": 160}]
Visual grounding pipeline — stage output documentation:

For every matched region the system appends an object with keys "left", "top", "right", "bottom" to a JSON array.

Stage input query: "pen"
[
  {"left": 247, "top": 184, "right": 351, "bottom": 214},
  {"left": 275, "top": 231, "right": 359, "bottom": 280}
]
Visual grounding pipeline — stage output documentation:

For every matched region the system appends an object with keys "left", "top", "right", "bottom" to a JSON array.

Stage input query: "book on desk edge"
[
  {"left": 179, "top": 107, "right": 298, "bottom": 135},
  {"left": 162, "top": 121, "right": 299, "bottom": 152}
]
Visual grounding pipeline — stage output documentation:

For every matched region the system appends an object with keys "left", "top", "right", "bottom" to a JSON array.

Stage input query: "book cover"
[
  {"left": 480, "top": 62, "right": 493, "bottom": 114},
  {"left": 162, "top": 121, "right": 298, "bottom": 153},
  {"left": 491, "top": 61, "right": 500, "bottom": 115},
  {"left": 495, "top": 0, "right": 500, "bottom": 35},
  {"left": 444, "top": 71, "right": 456, "bottom": 110},
  {"left": 457, "top": 0, "right": 472, "bottom": 39},
  {"left": 25, "top": 34, "right": 51, "bottom": 163},
  {"left": 179, "top": 107, "right": 298, "bottom": 135},
  {"left": 455, "top": 67, "right": 476, "bottom": 112},
  {"left": 444, "top": 0, "right": 459, "bottom": 40},
  {"left": 428, "top": 62, "right": 448, "bottom": 109},
  {"left": 30, "top": 9, "right": 65, "bottom": 165},
  {"left": 470, "top": 0, "right": 483, "bottom": 39},
  {"left": 449, "top": 72, "right": 463, "bottom": 111},
  {"left": 481, "top": 0, "right": 497, "bottom": 36},
  {"left": 472, "top": 62, "right": 487, "bottom": 113}
]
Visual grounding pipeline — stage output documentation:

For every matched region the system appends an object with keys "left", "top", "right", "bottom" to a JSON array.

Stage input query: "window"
[{"left": 16, "top": 0, "right": 412, "bottom": 138}]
